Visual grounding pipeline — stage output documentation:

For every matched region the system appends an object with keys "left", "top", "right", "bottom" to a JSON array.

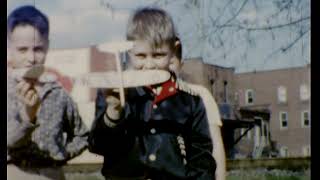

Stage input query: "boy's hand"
[
  {"left": 15, "top": 79, "right": 40, "bottom": 123},
  {"left": 105, "top": 89, "right": 123, "bottom": 121}
]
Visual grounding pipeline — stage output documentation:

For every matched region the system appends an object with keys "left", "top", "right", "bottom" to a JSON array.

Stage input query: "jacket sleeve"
[
  {"left": 88, "top": 89, "right": 131, "bottom": 156},
  {"left": 186, "top": 96, "right": 216, "bottom": 180},
  {"left": 62, "top": 92, "right": 89, "bottom": 160}
]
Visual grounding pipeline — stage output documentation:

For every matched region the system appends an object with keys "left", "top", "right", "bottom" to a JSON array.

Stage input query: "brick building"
[
  {"left": 234, "top": 65, "right": 310, "bottom": 157},
  {"left": 180, "top": 58, "right": 236, "bottom": 105},
  {"left": 180, "top": 57, "right": 310, "bottom": 158},
  {"left": 180, "top": 58, "right": 269, "bottom": 159}
]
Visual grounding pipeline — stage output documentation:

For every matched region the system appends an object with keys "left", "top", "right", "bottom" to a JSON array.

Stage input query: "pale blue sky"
[
  {"left": 7, "top": 0, "right": 310, "bottom": 73},
  {"left": 7, "top": 0, "right": 149, "bottom": 48}
]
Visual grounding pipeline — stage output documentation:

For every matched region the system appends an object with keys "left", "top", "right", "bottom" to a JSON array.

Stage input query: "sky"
[
  {"left": 7, "top": 0, "right": 310, "bottom": 73},
  {"left": 7, "top": 0, "right": 149, "bottom": 48}
]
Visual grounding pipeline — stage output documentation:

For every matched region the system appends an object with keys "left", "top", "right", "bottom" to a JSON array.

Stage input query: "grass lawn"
[
  {"left": 65, "top": 174, "right": 310, "bottom": 180},
  {"left": 227, "top": 175, "right": 310, "bottom": 180}
]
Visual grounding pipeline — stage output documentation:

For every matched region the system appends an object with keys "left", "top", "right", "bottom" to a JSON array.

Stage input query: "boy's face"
[
  {"left": 8, "top": 25, "right": 48, "bottom": 69},
  {"left": 128, "top": 40, "right": 174, "bottom": 70}
]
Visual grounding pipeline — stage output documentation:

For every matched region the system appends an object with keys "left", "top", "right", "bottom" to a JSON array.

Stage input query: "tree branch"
[
  {"left": 260, "top": 28, "right": 310, "bottom": 67},
  {"left": 220, "top": 0, "right": 249, "bottom": 27},
  {"left": 208, "top": 0, "right": 249, "bottom": 36},
  {"left": 218, "top": 16, "right": 309, "bottom": 31},
  {"left": 209, "top": 0, "right": 236, "bottom": 27},
  {"left": 281, "top": 28, "right": 310, "bottom": 52}
]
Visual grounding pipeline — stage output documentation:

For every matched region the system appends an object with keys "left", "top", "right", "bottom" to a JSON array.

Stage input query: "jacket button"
[
  {"left": 150, "top": 128, "right": 156, "bottom": 134},
  {"left": 183, "top": 158, "right": 187, "bottom": 165},
  {"left": 149, "top": 154, "right": 156, "bottom": 161},
  {"left": 181, "top": 149, "right": 186, "bottom": 156},
  {"left": 179, "top": 144, "right": 186, "bottom": 150},
  {"left": 178, "top": 138, "right": 184, "bottom": 145}
]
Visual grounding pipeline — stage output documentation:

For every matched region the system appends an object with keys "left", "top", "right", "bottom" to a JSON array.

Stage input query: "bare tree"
[
  {"left": 98, "top": 0, "right": 309, "bottom": 71},
  {"left": 153, "top": 0, "right": 310, "bottom": 72}
]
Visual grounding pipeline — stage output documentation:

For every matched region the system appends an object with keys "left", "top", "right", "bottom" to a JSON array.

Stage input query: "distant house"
[
  {"left": 180, "top": 58, "right": 310, "bottom": 158},
  {"left": 235, "top": 65, "right": 310, "bottom": 158},
  {"left": 180, "top": 57, "right": 269, "bottom": 159}
]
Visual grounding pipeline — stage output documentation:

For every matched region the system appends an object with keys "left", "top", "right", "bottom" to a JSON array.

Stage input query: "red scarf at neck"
[{"left": 145, "top": 75, "right": 178, "bottom": 105}]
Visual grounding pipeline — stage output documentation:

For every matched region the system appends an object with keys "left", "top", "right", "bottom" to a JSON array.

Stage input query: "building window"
[
  {"left": 223, "top": 81, "right": 228, "bottom": 103},
  {"left": 301, "top": 110, "right": 310, "bottom": 128},
  {"left": 277, "top": 86, "right": 287, "bottom": 103},
  {"left": 300, "top": 84, "right": 310, "bottom": 101},
  {"left": 280, "top": 146, "right": 289, "bottom": 157},
  {"left": 302, "top": 145, "right": 311, "bottom": 156},
  {"left": 280, "top": 111, "right": 288, "bottom": 129},
  {"left": 245, "top": 89, "right": 254, "bottom": 105}
]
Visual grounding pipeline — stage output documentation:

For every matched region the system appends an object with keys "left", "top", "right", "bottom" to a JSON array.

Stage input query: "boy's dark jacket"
[{"left": 88, "top": 78, "right": 216, "bottom": 180}]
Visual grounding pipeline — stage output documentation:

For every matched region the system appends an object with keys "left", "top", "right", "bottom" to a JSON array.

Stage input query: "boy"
[
  {"left": 7, "top": 5, "right": 88, "bottom": 180},
  {"left": 170, "top": 38, "right": 226, "bottom": 180},
  {"left": 89, "top": 7, "right": 216, "bottom": 179}
]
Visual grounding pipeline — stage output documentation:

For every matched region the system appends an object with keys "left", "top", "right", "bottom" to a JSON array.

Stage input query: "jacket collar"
[{"left": 144, "top": 72, "right": 178, "bottom": 104}]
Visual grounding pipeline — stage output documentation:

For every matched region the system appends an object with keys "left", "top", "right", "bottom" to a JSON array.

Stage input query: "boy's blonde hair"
[{"left": 126, "top": 7, "right": 177, "bottom": 49}]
